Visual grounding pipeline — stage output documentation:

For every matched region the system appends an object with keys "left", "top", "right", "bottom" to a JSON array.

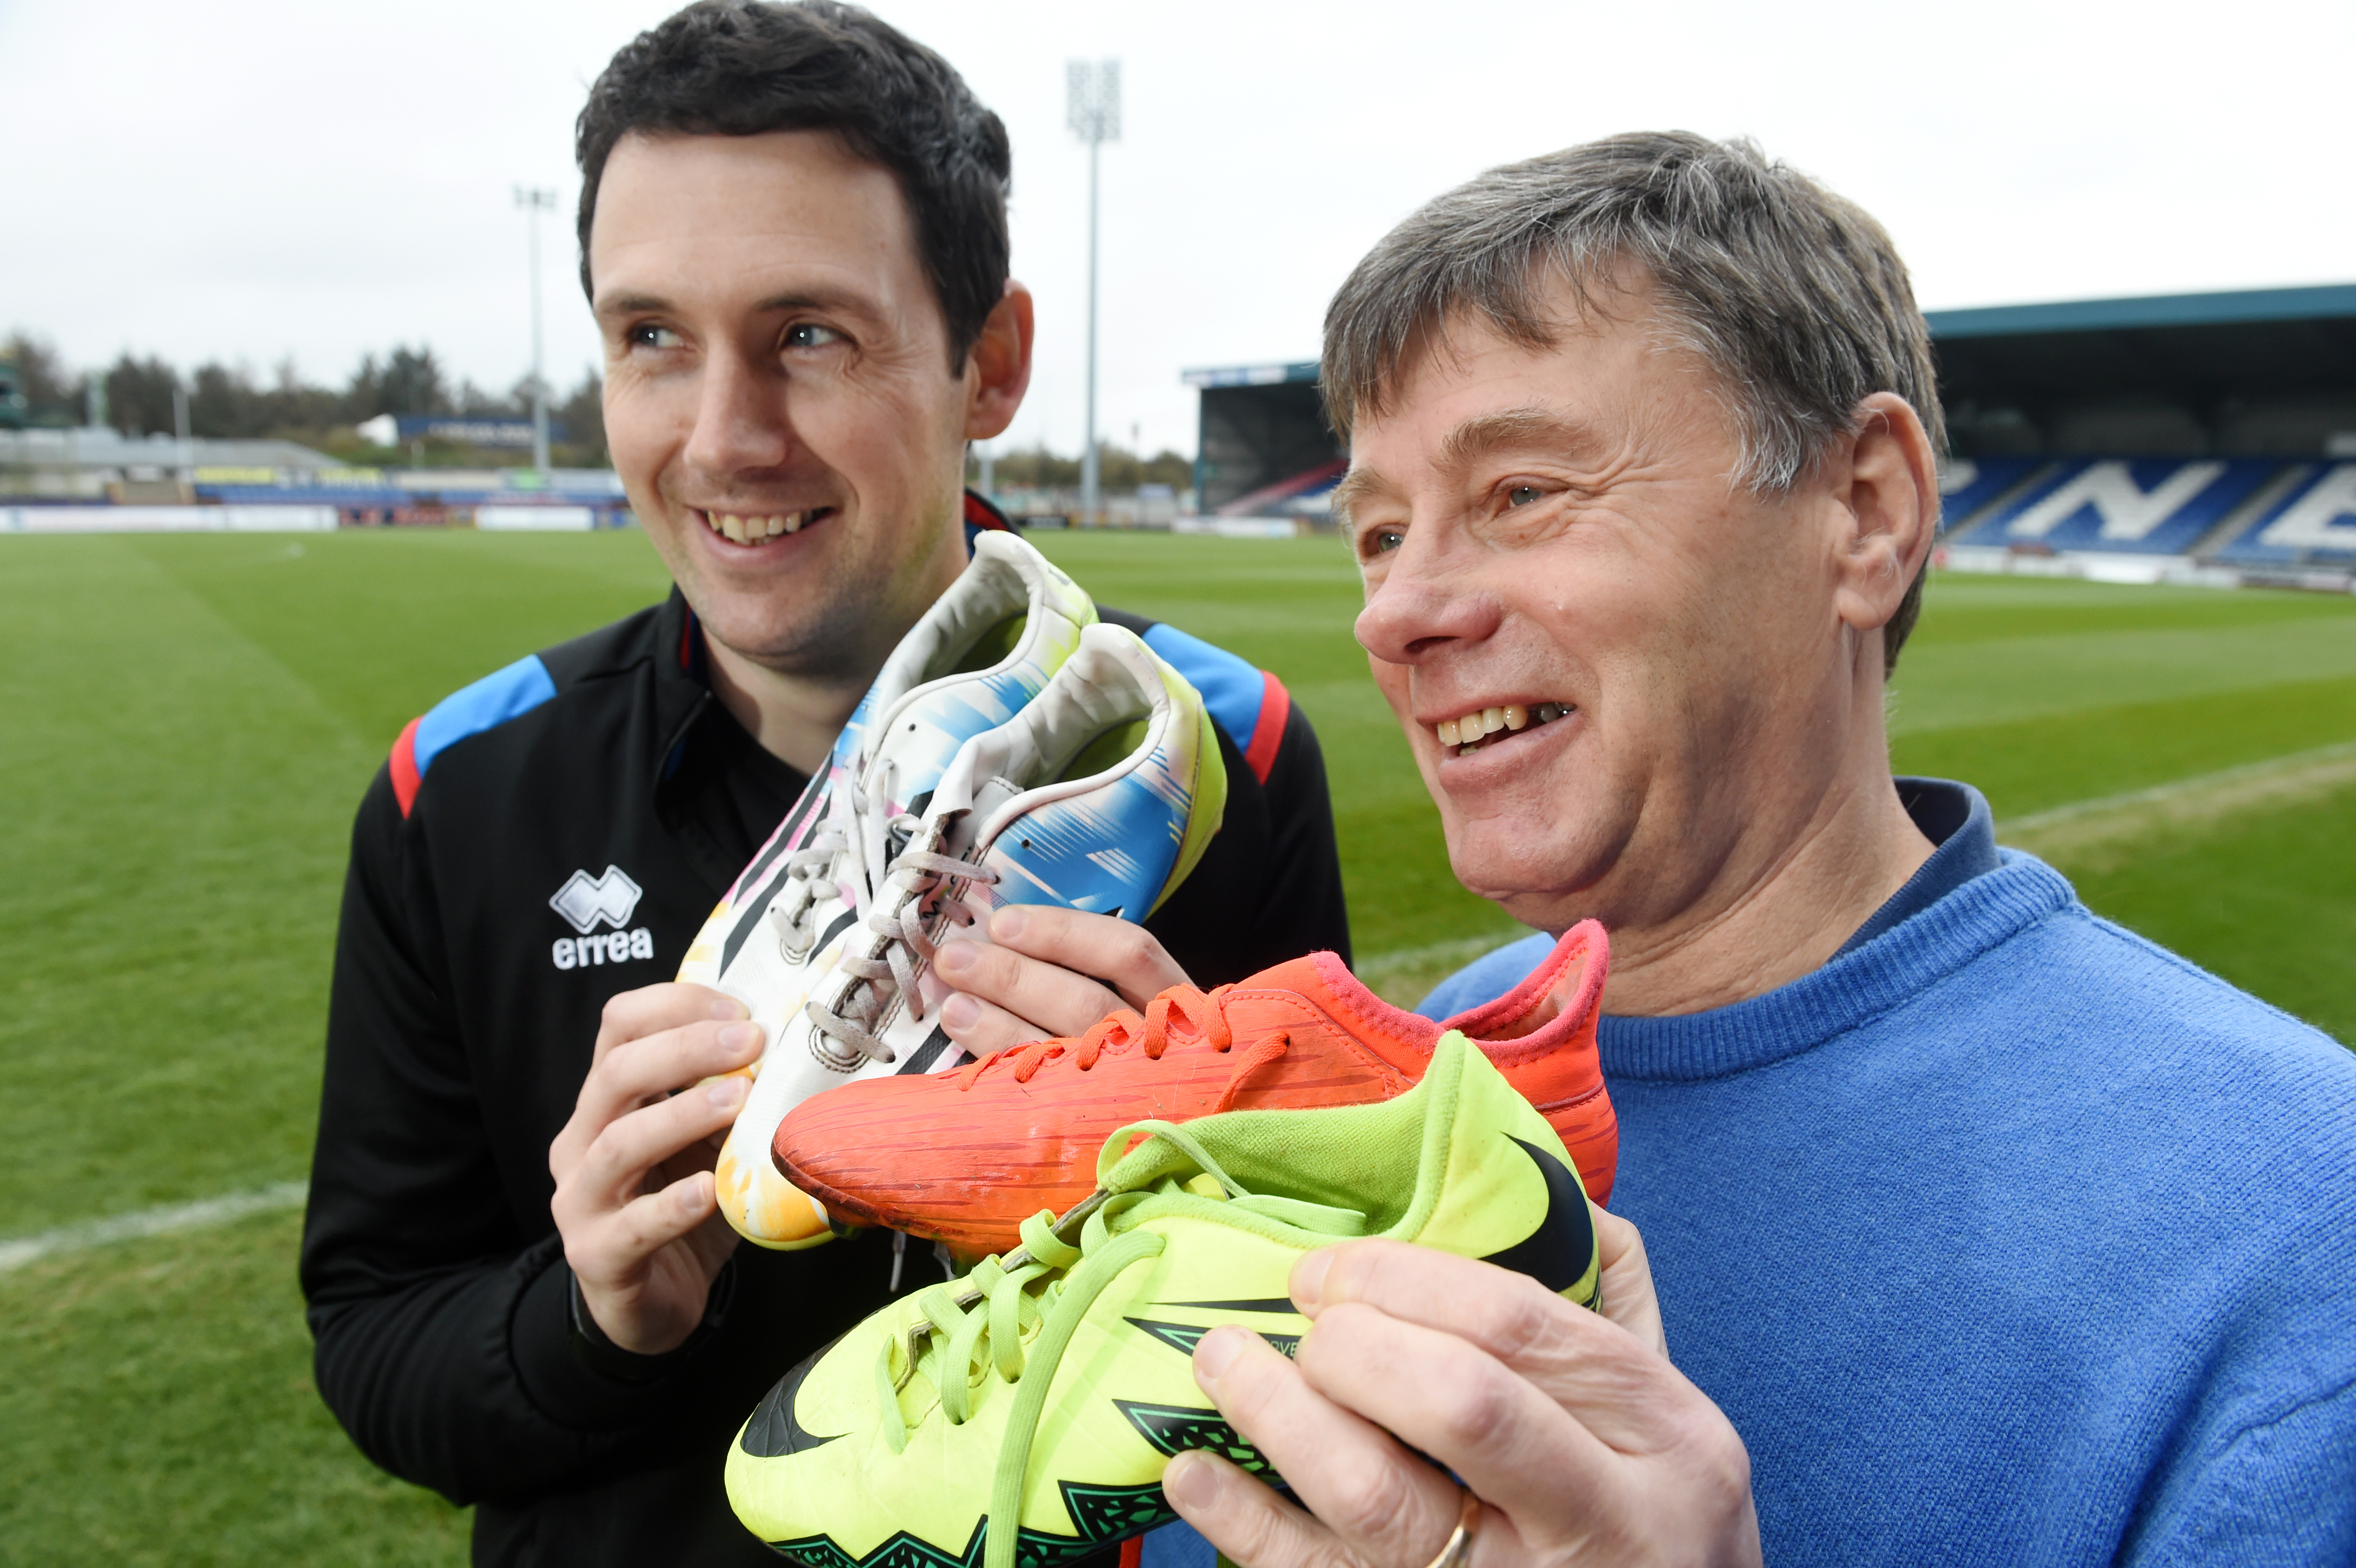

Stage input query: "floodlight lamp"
[{"left": 1066, "top": 58, "right": 1120, "bottom": 144}]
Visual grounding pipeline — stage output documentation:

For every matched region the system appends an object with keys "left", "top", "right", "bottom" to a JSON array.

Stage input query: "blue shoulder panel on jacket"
[
  {"left": 1141, "top": 622, "right": 1263, "bottom": 751},
  {"left": 413, "top": 654, "right": 558, "bottom": 779}
]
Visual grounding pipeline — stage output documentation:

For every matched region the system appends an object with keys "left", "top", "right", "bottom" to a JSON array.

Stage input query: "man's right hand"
[{"left": 548, "top": 982, "right": 762, "bottom": 1355}]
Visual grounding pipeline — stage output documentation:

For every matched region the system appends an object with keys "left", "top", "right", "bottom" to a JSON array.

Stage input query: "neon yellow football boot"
[{"left": 723, "top": 1032, "right": 1601, "bottom": 1568}]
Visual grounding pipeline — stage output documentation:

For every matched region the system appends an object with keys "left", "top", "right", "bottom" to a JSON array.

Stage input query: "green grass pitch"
[{"left": 3, "top": 529, "right": 2351, "bottom": 1560}]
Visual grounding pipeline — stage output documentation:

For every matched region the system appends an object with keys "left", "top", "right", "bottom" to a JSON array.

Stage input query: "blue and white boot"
[{"left": 712, "top": 622, "right": 1228, "bottom": 1249}]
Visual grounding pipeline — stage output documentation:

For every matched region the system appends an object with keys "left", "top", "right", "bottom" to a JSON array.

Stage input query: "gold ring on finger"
[{"left": 1420, "top": 1484, "right": 1483, "bottom": 1568}]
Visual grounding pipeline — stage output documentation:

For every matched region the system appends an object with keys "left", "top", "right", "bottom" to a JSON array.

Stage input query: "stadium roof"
[
  {"left": 1184, "top": 285, "right": 2356, "bottom": 396},
  {"left": 1929, "top": 283, "right": 2356, "bottom": 440},
  {"left": 1181, "top": 361, "right": 1319, "bottom": 390},
  {"left": 1924, "top": 284, "right": 2356, "bottom": 338}
]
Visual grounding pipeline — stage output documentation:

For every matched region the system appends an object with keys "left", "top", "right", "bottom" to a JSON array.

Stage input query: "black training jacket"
[{"left": 299, "top": 519, "right": 1352, "bottom": 1567}]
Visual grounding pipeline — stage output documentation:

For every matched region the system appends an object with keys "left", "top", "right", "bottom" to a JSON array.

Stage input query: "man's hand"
[
  {"left": 1165, "top": 1215, "right": 1760, "bottom": 1568},
  {"left": 933, "top": 906, "right": 1190, "bottom": 1058},
  {"left": 548, "top": 982, "right": 763, "bottom": 1355}
]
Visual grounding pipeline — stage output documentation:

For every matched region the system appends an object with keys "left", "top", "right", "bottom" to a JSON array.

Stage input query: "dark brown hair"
[{"left": 575, "top": 0, "right": 1011, "bottom": 369}]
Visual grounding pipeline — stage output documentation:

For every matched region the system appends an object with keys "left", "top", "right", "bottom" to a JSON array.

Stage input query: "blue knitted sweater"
[{"left": 1408, "top": 786, "right": 2356, "bottom": 1564}]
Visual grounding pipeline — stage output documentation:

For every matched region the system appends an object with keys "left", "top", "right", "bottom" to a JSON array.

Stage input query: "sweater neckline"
[{"left": 1595, "top": 854, "right": 2077, "bottom": 1083}]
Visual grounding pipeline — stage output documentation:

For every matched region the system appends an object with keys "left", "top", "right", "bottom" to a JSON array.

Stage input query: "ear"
[
  {"left": 1829, "top": 391, "right": 1939, "bottom": 646},
  {"left": 963, "top": 280, "right": 1034, "bottom": 441}
]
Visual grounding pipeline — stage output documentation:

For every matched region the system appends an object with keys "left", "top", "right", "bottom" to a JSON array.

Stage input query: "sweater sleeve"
[
  {"left": 2122, "top": 1379, "right": 2356, "bottom": 1566},
  {"left": 297, "top": 767, "right": 719, "bottom": 1504}
]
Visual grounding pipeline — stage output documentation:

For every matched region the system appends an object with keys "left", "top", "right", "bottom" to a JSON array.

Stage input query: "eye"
[
  {"left": 1367, "top": 528, "right": 1405, "bottom": 555},
  {"left": 1506, "top": 484, "right": 1544, "bottom": 508},
  {"left": 627, "top": 324, "right": 683, "bottom": 350},
  {"left": 785, "top": 322, "right": 845, "bottom": 350}
]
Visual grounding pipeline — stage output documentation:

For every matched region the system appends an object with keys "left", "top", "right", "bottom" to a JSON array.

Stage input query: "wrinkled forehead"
[{"left": 1335, "top": 283, "right": 1733, "bottom": 518}]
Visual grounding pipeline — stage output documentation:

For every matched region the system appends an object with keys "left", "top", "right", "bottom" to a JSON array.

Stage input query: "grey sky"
[{"left": 4, "top": 0, "right": 2351, "bottom": 458}]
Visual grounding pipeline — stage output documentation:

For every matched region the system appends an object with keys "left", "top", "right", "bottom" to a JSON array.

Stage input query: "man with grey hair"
[{"left": 1149, "top": 132, "right": 2356, "bottom": 1566}]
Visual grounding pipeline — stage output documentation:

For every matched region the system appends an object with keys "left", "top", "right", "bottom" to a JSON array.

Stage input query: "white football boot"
[
  {"left": 676, "top": 533, "right": 1095, "bottom": 1247},
  {"left": 677, "top": 529, "right": 1095, "bottom": 997},
  {"left": 712, "top": 622, "right": 1229, "bottom": 1250}
]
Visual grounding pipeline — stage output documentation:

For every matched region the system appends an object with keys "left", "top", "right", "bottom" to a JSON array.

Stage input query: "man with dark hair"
[
  {"left": 298, "top": 5, "right": 1349, "bottom": 1563},
  {"left": 1156, "top": 134, "right": 2356, "bottom": 1567}
]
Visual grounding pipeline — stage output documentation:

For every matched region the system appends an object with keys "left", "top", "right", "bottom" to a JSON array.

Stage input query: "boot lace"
[
  {"left": 871, "top": 1123, "right": 1367, "bottom": 1568},
  {"left": 957, "top": 984, "right": 1291, "bottom": 1114},
  {"left": 805, "top": 784, "right": 999, "bottom": 1067}
]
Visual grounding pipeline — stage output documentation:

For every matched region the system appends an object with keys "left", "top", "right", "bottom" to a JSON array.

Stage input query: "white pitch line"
[
  {"left": 0, "top": 1181, "right": 307, "bottom": 1276},
  {"left": 1353, "top": 929, "right": 1529, "bottom": 985}
]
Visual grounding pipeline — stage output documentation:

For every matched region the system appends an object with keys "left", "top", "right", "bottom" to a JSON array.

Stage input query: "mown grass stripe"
[
  {"left": 1999, "top": 740, "right": 2356, "bottom": 862},
  {"left": 0, "top": 1182, "right": 307, "bottom": 1274}
]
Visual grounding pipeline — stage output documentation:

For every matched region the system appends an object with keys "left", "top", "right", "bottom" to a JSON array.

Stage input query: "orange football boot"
[{"left": 771, "top": 921, "right": 1614, "bottom": 1257}]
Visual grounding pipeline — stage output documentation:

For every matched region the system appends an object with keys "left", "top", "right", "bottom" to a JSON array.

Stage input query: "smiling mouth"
[
  {"left": 1435, "top": 702, "right": 1573, "bottom": 757},
  {"left": 695, "top": 507, "right": 835, "bottom": 544}
]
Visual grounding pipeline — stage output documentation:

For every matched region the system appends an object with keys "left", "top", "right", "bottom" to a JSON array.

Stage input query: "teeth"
[
  {"left": 706, "top": 509, "right": 820, "bottom": 542},
  {"left": 1434, "top": 701, "right": 1573, "bottom": 751}
]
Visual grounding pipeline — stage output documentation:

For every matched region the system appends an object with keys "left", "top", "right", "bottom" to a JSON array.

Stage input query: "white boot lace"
[{"left": 806, "top": 799, "right": 1001, "bottom": 1067}]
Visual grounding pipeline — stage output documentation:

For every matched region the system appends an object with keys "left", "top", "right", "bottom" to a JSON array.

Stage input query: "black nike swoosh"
[
  {"left": 1478, "top": 1135, "right": 1597, "bottom": 1300},
  {"left": 738, "top": 1343, "right": 845, "bottom": 1458},
  {"left": 1153, "top": 1297, "right": 1298, "bottom": 1314},
  {"left": 1126, "top": 1317, "right": 1301, "bottom": 1359}
]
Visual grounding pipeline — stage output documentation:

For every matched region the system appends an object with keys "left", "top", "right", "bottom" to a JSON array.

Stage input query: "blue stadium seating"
[
  {"left": 2210, "top": 463, "right": 2356, "bottom": 565},
  {"left": 1937, "top": 457, "right": 2038, "bottom": 528},
  {"left": 1950, "top": 458, "right": 2278, "bottom": 555}
]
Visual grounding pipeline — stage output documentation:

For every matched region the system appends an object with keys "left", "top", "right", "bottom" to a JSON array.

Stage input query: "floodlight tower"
[
  {"left": 514, "top": 185, "right": 560, "bottom": 477},
  {"left": 1067, "top": 59, "right": 1119, "bottom": 525}
]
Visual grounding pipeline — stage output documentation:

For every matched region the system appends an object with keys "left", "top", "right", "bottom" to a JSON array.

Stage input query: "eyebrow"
[
  {"left": 1331, "top": 404, "right": 1602, "bottom": 530},
  {"left": 591, "top": 287, "right": 872, "bottom": 323},
  {"left": 1438, "top": 405, "right": 1600, "bottom": 472},
  {"left": 1329, "top": 467, "right": 1393, "bottom": 529}
]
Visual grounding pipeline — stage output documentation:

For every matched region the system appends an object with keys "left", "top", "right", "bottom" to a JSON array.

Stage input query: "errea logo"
[{"left": 549, "top": 865, "right": 654, "bottom": 971}]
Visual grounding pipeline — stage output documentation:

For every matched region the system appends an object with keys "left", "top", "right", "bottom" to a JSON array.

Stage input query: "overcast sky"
[{"left": 5, "top": 0, "right": 2352, "bottom": 457}]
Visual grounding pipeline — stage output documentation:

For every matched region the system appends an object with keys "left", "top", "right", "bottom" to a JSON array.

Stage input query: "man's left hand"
[
  {"left": 1166, "top": 1230, "right": 1761, "bottom": 1568},
  {"left": 933, "top": 906, "right": 1189, "bottom": 1058}
]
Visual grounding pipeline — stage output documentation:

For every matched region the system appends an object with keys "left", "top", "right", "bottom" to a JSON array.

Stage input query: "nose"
[
  {"left": 1353, "top": 538, "right": 1503, "bottom": 667},
  {"left": 681, "top": 342, "right": 794, "bottom": 479}
]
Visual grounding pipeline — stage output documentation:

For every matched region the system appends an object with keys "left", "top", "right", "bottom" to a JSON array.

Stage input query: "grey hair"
[{"left": 1321, "top": 131, "right": 1945, "bottom": 673}]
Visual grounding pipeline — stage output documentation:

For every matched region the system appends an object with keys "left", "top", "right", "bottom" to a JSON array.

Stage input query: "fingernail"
[
  {"left": 1163, "top": 1451, "right": 1217, "bottom": 1510},
  {"left": 1291, "top": 1248, "right": 1333, "bottom": 1309},
  {"left": 940, "top": 994, "right": 980, "bottom": 1032},
  {"left": 708, "top": 1076, "right": 748, "bottom": 1108},
  {"left": 991, "top": 906, "right": 1027, "bottom": 942},
  {"left": 719, "top": 1022, "right": 762, "bottom": 1053},
  {"left": 936, "top": 941, "right": 976, "bottom": 977},
  {"left": 1193, "top": 1326, "right": 1245, "bottom": 1384},
  {"left": 710, "top": 996, "right": 749, "bottom": 1021}
]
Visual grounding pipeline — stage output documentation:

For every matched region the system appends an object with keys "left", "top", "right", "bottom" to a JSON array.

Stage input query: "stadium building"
[
  {"left": 1182, "top": 284, "right": 2356, "bottom": 588},
  {"left": 0, "top": 426, "right": 632, "bottom": 533}
]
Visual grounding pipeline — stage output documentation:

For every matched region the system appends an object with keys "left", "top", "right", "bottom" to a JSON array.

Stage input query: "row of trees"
[
  {"left": 2, "top": 332, "right": 607, "bottom": 466},
  {"left": 6, "top": 330, "right": 1191, "bottom": 488},
  {"left": 976, "top": 444, "right": 1192, "bottom": 493}
]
